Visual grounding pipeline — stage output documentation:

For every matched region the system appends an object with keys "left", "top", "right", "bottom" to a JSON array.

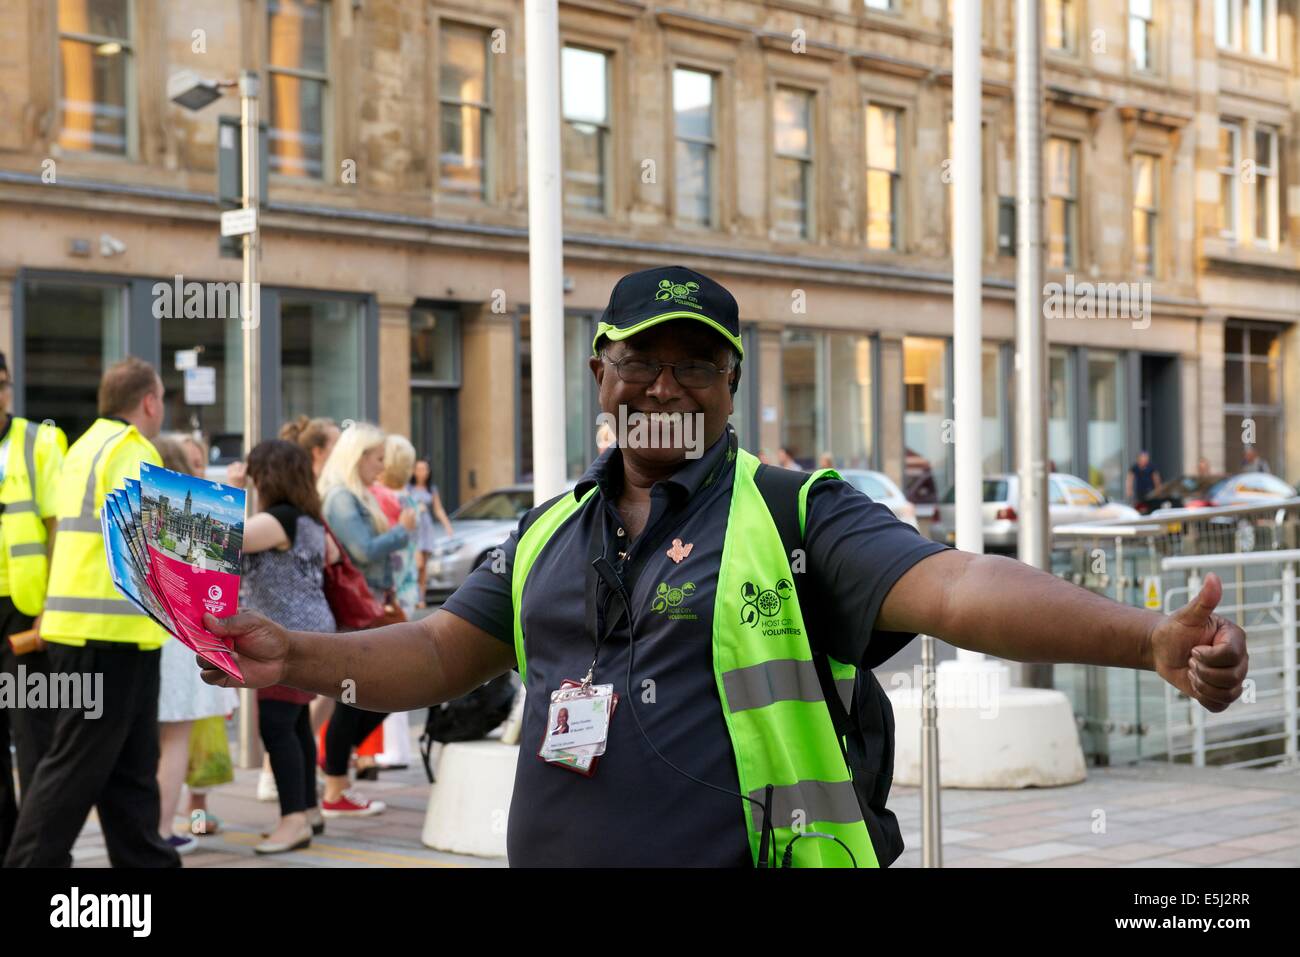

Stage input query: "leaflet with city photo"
[{"left": 100, "top": 464, "right": 247, "bottom": 681}]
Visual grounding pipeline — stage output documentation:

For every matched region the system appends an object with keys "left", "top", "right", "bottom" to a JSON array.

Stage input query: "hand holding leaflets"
[{"left": 101, "top": 464, "right": 247, "bottom": 681}]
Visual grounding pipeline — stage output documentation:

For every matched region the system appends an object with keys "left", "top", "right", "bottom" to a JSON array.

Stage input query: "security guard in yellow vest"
[
  {"left": 5, "top": 356, "right": 180, "bottom": 868},
  {"left": 0, "top": 351, "right": 67, "bottom": 860}
]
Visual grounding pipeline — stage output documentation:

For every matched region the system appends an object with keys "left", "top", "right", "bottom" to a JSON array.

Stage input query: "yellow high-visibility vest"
[
  {"left": 0, "top": 416, "right": 68, "bottom": 615},
  {"left": 41, "top": 418, "right": 166, "bottom": 647}
]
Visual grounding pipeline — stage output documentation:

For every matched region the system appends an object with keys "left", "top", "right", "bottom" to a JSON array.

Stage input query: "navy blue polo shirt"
[{"left": 442, "top": 425, "right": 946, "bottom": 866}]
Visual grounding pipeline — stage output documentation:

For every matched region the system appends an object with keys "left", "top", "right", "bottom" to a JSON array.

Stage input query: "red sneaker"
[{"left": 321, "top": 790, "right": 387, "bottom": 818}]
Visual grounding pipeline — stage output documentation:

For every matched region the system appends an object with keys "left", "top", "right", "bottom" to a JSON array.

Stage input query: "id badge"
[{"left": 539, "top": 679, "right": 618, "bottom": 777}]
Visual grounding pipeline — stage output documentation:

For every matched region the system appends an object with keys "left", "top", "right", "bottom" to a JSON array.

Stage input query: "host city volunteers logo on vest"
[
  {"left": 654, "top": 278, "right": 701, "bottom": 308},
  {"left": 740, "top": 579, "right": 800, "bottom": 637},
  {"left": 650, "top": 580, "right": 698, "bottom": 621}
]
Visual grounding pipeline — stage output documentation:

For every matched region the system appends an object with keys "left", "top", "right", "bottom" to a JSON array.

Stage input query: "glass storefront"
[
  {"left": 1049, "top": 346, "right": 1074, "bottom": 476},
  {"left": 21, "top": 278, "right": 126, "bottom": 442},
  {"left": 981, "top": 343, "right": 1006, "bottom": 475},
  {"left": 1086, "top": 351, "right": 1125, "bottom": 498},
  {"left": 160, "top": 314, "right": 243, "bottom": 466},
  {"left": 280, "top": 297, "right": 365, "bottom": 425},
  {"left": 782, "top": 329, "right": 875, "bottom": 471},
  {"left": 1224, "top": 322, "right": 1283, "bottom": 474},
  {"left": 903, "top": 335, "right": 948, "bottom": 503}
]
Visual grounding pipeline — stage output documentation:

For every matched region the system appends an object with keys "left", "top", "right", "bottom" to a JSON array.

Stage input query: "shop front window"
[
  {"left": 903, "top": 336, "right": 949, "bottom": 504},
  {"left": 160, "top": 312, "right": 244, "bottom": 469},
  {"left": 1087, "top": 352, "right": 1125, "bottom": 498},
  {"left": 1049, "top": 347, "right": 1074, "bottom": 477},
  {"left": 21, "top": 278, "right": 126, "bottom": 442},
  {"left": 982, "top": 344, "right": 1006, "bottom": 474},
  {"left": 780, "top": 330, "right": 825, "bottom": 469},
  {"left": 280, "top": 297, "right": 364, "bottom": 425},
  {"left": 1224, "top": 322, "right": 1283, "bottom": 474},
  {"left": 827, "top": 332, "right": 874, "bottom": 469}
]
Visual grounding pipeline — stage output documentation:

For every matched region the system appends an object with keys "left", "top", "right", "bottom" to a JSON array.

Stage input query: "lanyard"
[{"left": 579, "top": 426, "right": 739, "bottom": 688}]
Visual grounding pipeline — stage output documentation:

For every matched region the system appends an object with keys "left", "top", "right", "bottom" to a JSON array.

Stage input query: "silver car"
[
  {"left": 425, "top": 483, "right": 580, "bottom": 603},
  {"left": 929, "top": 472, "right": 1140, "bottom": 551},
  {"left": 836, "top": 469, "right": 919, "bottom": 529}
]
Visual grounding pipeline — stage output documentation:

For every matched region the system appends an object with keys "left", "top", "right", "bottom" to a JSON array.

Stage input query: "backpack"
[
  {"left": 754, "top": 463, "right": 905, "bottom": 868},
  {"left": 419, "top": 673, "right": 519, "bottom": 782}
]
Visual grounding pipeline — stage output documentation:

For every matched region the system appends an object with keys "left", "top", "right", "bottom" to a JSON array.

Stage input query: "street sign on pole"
[{"left": 220, "top": 207, "right": 257, "bottom": 237}]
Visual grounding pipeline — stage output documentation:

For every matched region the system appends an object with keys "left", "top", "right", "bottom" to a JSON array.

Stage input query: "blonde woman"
[{"left": 316, "top": 422, "right": 413, "bottom": 816}]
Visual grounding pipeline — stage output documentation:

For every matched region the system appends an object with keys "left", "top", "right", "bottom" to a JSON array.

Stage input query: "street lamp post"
[{"left": 169, "top": 68, "right": 264, "bottom": 767}]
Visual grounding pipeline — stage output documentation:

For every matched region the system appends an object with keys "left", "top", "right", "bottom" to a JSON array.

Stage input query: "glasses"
[{"left": 600, "top": 352, "right": 731, "bottom": 390}]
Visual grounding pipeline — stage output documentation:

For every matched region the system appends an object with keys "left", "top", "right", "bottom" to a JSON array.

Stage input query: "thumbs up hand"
[{"left": 1148, "top": 573, "right": 1248, "bottom": 713}]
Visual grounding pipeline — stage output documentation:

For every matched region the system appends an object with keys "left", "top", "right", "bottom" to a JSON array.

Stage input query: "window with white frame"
[
  {"left": 1253, "top": 126, "right": 1279, "bottom": 249},
  {"left": 673, "top": 68, "right": 716, "bottom": 228},
  {"left": 1129, "top": 0, "right": 1156, "bottom": 72},
  {"left": 773, "top": 87, "right": 814, "bottom": 240},
  {"left": 1045, "top": 0, "right": 1077, "bottom": 53},
  {"left": 1046, "top": 137, "right": 1078, "bottom": 270},
  {"left": 865, "top": 104, "right": 902, "bottom": 251},
  {"left": 57, "top": 0, "right": 133, "bottom": 156},
  {"left": 561, "top": 45, "right": 612, "bottom": 216},
  {"left": 1132, "top": 153, "right": 1159, "bottom": 276},
  {"left": 268, "top": 0, "right": 329, "bottom": 179},
  {"left": 438, "top": 23, "right": 492, "bottom": 199},
  {"left": 864, "top": 0, "right": 895, "bottom": 11},
  {"left": 1215, "top": 0, "right": 1277, "bottom": 58},
  {"left": 1218, "top": 122, "right": 1241, "bottom": 240}
]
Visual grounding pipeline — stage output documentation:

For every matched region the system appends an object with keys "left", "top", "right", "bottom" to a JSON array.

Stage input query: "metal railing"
[{"left": 1049, "top": 498, "right": 1300, "bottom": 769}]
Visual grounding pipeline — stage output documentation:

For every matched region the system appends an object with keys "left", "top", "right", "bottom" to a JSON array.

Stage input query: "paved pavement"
[{"left": 67, "top": 728, "right": 1300, "bottom": 867}]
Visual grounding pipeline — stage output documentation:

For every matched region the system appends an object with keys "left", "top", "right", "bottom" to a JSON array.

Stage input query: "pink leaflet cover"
[
  {"left": 147, "top": 551, "right": 243, "bottom": 681},
  {"left": 137, "top": 463, "right": 246, "bottom": 682}
]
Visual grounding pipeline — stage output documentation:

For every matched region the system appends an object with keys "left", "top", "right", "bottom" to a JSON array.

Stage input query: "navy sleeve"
[
  {"left": 439, "top": 529, "right": 518, "bottom": 645},
  {"left": 802, "top": 478, "right": 949, "bottom": 669}
]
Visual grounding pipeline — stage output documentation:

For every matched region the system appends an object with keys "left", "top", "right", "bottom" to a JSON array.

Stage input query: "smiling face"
[{"left": 589, "top": 319, "right": 736, "bottom": 472}]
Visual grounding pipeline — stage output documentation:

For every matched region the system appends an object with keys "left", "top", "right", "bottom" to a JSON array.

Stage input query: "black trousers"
[
  {"left": 0, "top": 597, "right": 57, "bottom": 862},
  {"left": 3, "top": 641, "right": 180, "bottom": 868},
  {"left": 323, "top": 702, "right": 388, "bottom": 776},
  {"left": 258, "top": 699, "right": 318, "bottom": 817}
]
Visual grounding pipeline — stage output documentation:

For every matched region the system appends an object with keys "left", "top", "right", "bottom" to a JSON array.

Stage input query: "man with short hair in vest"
[
  {"left": 203, "top": 266, "right": 1249, "bottom": 868},
  {"left": 0, "top": 351, "right": 67, "bottom": 861},
  {"left": 5, "top": 356, "right": 179, "bottom": 868}
]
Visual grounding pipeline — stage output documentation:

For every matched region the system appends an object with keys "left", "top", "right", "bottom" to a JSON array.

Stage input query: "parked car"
[
  {"left": 836, "top": 469, "right": 918, "bottom": 529},
  {"left": 1134, "top": 474, "right": 1227, "bottom": 514},
  {"left": 929, "top": 473, "right": 1141, "bottom": 552},
  {"left": 423, "top": 485, "right": 536, "bottom": 603},
  {"left": 1196, "top": 472, "right": 1297, "bottom": 509}
]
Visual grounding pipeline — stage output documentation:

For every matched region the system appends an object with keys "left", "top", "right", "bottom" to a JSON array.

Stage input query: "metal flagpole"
[
  {"left": 524, "top": 0, "right": 566, "bottom": 504},
  {"left": 1015, "top": 0, "right": 1052, "bottom": 688}
]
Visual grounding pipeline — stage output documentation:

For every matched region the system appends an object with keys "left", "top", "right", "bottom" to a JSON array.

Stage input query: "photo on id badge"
[{"left": 544, "top": 694, "right": 610, "bottom": 752}]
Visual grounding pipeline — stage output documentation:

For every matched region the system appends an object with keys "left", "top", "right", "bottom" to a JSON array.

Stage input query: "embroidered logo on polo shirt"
[
  {"left": 650, "top": 580, "right": 698, "bottom": 621},
  {"left": 740, "top": 579, "right": 799, "bottom": 637}
]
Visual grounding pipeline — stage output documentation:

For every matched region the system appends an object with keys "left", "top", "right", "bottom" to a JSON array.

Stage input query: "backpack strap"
[{"left": 752, "top": 464, "right": 855, "bottom": 743}]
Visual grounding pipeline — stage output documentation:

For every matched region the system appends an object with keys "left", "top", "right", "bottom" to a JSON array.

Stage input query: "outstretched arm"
[
  {"left": 199, "top": 608, "right": 516, "bottom": 712},
  {"left": 878, "top": 549, "right": 1248, "bottom": 712}
]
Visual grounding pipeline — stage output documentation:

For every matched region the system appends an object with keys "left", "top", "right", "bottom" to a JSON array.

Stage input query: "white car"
[
  {"left": 930, "top": 472, "right": 1141, "bottom": 551},
  {"left": 836, "top": 469, "right": 918, "bottom": 529}
]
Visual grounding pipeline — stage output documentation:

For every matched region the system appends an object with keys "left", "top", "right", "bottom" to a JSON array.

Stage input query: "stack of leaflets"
[{"left": 101, "top": 463, "right": 247, "bottom": 681}]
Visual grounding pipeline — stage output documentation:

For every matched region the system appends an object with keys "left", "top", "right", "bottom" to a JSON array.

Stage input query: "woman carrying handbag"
[{"left": 316, "top": 422, "right": 415, "bottom": 817}]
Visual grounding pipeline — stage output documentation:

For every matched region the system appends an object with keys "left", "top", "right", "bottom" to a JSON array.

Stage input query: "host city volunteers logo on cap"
[
  {"left": 740, "top": 579, "right": 800, "bottom": 637},
  {"left": 650, "top": 580, "right": 698, "bottom": 621},
  {"left": 655, "top": 278, "right": 701, "bottom": 308}
]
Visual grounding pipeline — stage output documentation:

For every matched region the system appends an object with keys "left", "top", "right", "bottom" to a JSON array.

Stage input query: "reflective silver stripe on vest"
[
  {"left": 59, "top": 426, "right": 127, "bottom": 535},
  {"left": 3, "top": 501, "right": 36, "bottom": 514},
  {"left": 1, "top": 422, "right": 39, "bottom": 514},
  {"left": 8, "top": 542, "right": 46, "bottom": 558},
  {"left": 723, "top": 659, "right": 824, "bottom": 713},
  {"left": 43, "top": 597, "right": 139, "bottom": 616},
  {"left": 58, "top": 516, "right": 104, "bottom": 533},
  {"left": 749, "top": 778, "right": 863, "bottom": 827},
  {"left": 722, "top": 661, "right": 857, "bottom": 716}
]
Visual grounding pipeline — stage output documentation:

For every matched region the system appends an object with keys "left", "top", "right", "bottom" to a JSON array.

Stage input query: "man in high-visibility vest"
[
  {"left": 5, "top": 356, "right": 180, "bottom": 868},
  {"left": 201, "top": 266, "right": 1249, "bottom": 867},
  {"left": 0, "top": 351, "right": 67, "bottom": 861}
]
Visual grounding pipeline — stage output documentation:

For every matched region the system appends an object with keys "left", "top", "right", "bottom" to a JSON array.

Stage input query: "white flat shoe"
[{"left": 253, "top": 828, "right": 312, "bottom": 855}]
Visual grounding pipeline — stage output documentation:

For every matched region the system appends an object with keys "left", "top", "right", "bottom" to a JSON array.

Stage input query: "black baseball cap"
[{"left": 593, "top": 265, "right": 743, "bottom": 360}]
